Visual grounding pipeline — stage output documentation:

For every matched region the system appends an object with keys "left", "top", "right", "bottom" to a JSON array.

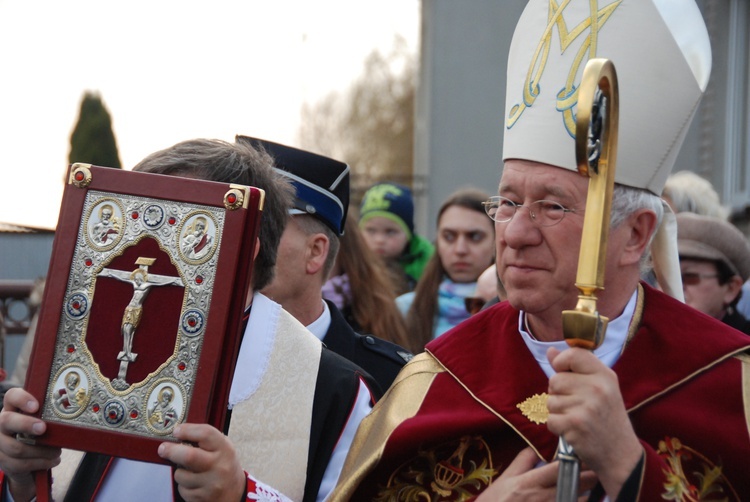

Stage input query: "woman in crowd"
[
  {"left": 398, "top": 188, "right": 495, "bottom": 351},
  {"left": 323, "top": 207, "right": 411, "bottom": 349}
]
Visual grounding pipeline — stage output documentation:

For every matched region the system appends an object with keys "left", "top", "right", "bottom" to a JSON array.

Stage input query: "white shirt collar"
[
  {"left": 306, "top": 299, "right": 331, "bottom": 341},
  {"left": 518, "top": 288, "right": 639, "bottom": 378}
]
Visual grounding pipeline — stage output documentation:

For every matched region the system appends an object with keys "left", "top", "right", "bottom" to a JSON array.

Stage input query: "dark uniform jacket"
[
  {"left": 321, "top": 300, "right": 412, "bottom": 396},
  {"left": 722, "top": 308, "right": 750, "bottom": 335}
]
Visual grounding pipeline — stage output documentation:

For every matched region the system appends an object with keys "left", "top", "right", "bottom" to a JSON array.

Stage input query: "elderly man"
[
  {"left": 330, "top": 1, "right": 750, "bottom": 500},
  {"left": 0, "top": 139, "right": 377, "bottom": 502}
]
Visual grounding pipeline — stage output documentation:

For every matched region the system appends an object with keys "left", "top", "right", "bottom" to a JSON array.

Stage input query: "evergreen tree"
[{"left": 69, "top": 91, "right": 122, "bottom": 169}]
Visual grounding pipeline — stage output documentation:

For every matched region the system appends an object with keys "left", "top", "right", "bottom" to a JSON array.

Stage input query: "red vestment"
[{"left": 331, "top": 284, "right": 750, "bottom": 501}]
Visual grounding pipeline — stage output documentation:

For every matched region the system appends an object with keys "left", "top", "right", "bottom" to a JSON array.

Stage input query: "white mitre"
[{"left": 503, "top": 0, "right": 711, "bottom": 195}]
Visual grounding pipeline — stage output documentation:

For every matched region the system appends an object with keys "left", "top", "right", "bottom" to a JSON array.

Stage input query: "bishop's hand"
[
  {"left": 475, "top": 447, "right": 596, "bottom": 501},
  {"left": 546, "top": 347, "right": 642, "bottom": 499}
]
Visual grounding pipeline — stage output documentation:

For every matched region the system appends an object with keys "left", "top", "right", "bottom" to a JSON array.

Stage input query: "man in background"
[{"left": 238, "top": 136, "right": 411, "bottom": 395}]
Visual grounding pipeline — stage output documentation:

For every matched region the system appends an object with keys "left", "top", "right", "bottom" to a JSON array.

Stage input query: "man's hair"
[
  {"left": 132, "top": 139, "right": 295, "bottom": 290},
  {"left": 293, "top": 214, "right": 340, "bottom": 280},
  {"left": 610, "top": 184, "right": 664, "bottom": 230},
  {"left": 610, "top": 183, "right": 664, "bottom": 269}
]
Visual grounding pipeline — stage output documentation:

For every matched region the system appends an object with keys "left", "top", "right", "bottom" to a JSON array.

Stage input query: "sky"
[{"left": 0, "top": 0, "right": 419, "bottom": 230}]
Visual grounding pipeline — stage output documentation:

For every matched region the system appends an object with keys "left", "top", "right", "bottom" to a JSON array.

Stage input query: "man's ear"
[
  {"left": 306, "top": 233, "right": 330, "bottom": 275},
  {"left": 245, "top": 237, "right": 262, "bottom": 306},
  {"left": 620, "top": 208, "right": 658, "bottom": 267},
  {"left": 253, "top": 237, "right": 261, "bottom": 261},
  {"left": 724, "top": 275, "right": 744, "bottom": 307}
]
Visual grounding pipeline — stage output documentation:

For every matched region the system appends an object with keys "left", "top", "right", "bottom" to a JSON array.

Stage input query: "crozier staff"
[{"left": 556, "top": 57, "right": 619, "bottom": 502}]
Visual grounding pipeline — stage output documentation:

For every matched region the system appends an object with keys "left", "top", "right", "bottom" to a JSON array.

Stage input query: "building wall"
[
  {"left": 0, "top": 231, "right": 54, "bottom": 378},
  {"left": 693, "top": 0, "right": 750, "bottom": 230},
  {"left": 0, "top": 232, "right": 54, "bottom": 280},
  {"left": 414, "top": 1, "right": 526, "bottom": 238}
]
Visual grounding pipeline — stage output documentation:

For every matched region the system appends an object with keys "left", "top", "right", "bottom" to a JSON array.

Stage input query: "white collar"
[
  {"left": 518, "top": 289, "right": 639, "bottom": 378},
  {"left": 306, "top": 299, "right": 331, "bottom": 341}
]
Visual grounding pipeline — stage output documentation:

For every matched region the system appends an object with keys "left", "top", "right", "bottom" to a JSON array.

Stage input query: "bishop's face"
[{"left": 495, "top": 160, "right": 588, "bottom": 321}]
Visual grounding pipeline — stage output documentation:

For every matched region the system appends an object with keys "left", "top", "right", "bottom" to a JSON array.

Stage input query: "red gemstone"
[
  {"left": 75, "top": 172, "right": 84, "bottom": 181},
  {"left": 72, "top": 301, "right": 80, "bottom": 309},
  {"left": 188, "top": 318, "right": 197, "bottom": 327},
  {"left": 84, "top": 258, "right": 93, "bottom": 267},
  {"left": 108, "top": 411, "right": 117, "bottom": 419},
  {"left": 92, "top": 404, "right": 100, "bottom": 412},
  {"left": 66, "top": 345, "right": 75, "bottom": 353},
  {"left": 195, "top": 276, "right": 203, "bottom": 284},
  {"left": 131, "top": 211, "right": 139, "bottom": 219},
  {"left": 228, "top": 193, "right": 237, "bottom": 204},
  {"left": 178, "top": 362, "right": 186, "bottom": 371},
  {"left": 168, "top": 217, "right": 176, "bottom": 225},
  {"left": 130, "top": 410, "right": 138, "bottom": 419}
]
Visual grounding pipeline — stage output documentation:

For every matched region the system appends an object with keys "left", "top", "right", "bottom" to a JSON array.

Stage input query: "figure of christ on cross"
[{"left": 97, "top": 257, "right": 184, "bottom": 386}]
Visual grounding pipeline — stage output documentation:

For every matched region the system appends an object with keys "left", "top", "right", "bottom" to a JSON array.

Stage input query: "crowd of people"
[{"left": 1, "top": 0, "right": 750, "bottom": 500}]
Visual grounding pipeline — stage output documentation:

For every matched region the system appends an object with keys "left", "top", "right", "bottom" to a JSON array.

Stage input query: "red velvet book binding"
[{"left": 23, "top": 163, "right": 264, "bottom": 464}]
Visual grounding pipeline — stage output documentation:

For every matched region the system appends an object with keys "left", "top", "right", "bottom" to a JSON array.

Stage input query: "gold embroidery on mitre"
[
  {"left": 517, "top": 393, "right": 550, "bottom": 424},
  {"left": 506, "top": 0, "right": 622, "bottom": 136}
]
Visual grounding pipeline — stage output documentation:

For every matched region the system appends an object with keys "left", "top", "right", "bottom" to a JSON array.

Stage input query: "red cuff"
[
  {"left": 243, "top": 472, "right": 292, "bottom": 502},
  {"left": 244, "top": 471, "right": 255, "bottom": 501}
]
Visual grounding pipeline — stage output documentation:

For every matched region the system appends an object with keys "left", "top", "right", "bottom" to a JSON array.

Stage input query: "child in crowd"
[{"left": 359, "top": 182, "right": 434, "bottom": 294}]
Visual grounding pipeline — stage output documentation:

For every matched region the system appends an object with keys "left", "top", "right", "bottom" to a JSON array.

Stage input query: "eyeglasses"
[
  {"left": 681, "top": 272, "right": 719, "bottom": 286},
  {"left": 482, "top": 196, "right": 577, "bottom": 227}
]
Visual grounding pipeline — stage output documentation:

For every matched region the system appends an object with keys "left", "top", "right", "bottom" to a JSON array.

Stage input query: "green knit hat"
[{"left": 359, "top": 182, "right": 414, "bottom": 239}]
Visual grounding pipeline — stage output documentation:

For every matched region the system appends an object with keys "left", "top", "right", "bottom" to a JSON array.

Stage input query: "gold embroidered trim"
[
  {"left": 739, "top": 352, "right": 750, "bottom": 442},
  {"left": 517, "top": 393, "right": 550, "bottom": 424},
  {"left": 620, "top": 283, "right": 644, "bottom": 354},
  {"left": 627, "top": 297, "right": 750, "bottom": 415},
  {"left": 328, "top": 353, "right": 443, "bottom": 502}
]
